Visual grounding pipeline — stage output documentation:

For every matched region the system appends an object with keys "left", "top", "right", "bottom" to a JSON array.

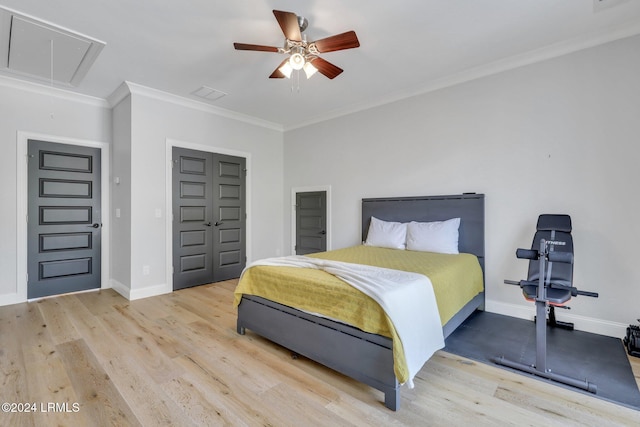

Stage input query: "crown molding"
[
  {"left": 108, "top": 81, "right": 283, "bottom": 132},
  {"left": 0, "top": 73, "right": 110, "bottom": 108},
  {"left": 284, "top": 21, "right": 640, "bottom": 131},
  {"left": 106, "top": 81, "right": 131, "bottom": 107}
]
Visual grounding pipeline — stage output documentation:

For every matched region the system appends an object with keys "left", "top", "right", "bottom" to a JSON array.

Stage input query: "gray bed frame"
[{"left": 237, "top": 193, "right": 485, "bottom": 410}]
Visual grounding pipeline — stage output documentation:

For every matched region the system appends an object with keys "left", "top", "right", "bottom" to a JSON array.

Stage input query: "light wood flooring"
[{"left": 1, "top": 280, "right": 639, "bottom": 426}]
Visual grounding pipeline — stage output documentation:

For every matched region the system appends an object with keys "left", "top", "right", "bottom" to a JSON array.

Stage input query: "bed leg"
[
  {"left": 237, "top": 323, "right": 245, "bottom": 335},
  {"left": 384, "top": 387, "right": 400, "bottom": 411}
]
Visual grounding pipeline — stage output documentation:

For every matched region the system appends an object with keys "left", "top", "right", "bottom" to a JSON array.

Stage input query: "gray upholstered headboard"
[{"left": 361, "top": 193, "right": 485, "bottom": 271}]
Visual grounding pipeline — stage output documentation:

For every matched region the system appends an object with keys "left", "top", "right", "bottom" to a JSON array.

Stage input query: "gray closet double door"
[{"left": 172, "top": 147, "right": 246, "bottom": 290}]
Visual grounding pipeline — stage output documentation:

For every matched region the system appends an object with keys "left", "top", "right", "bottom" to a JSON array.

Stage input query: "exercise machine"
[{"left": 496, "top": 214, "right": 599, "bottom": 393}]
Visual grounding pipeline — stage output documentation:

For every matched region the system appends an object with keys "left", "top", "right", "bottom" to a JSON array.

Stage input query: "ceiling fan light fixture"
[
  {"left": 279, "top": 61, "right": 293, "bottom": 78},
  {"left": 289, "top": 52, "right": 305, "bottom": 70},
  {"left": 303, "top": 61, "right": 318, "bottom": 79}
]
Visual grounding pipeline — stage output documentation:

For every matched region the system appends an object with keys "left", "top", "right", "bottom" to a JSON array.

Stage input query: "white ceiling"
[{"left": 1, "top": 0, "right": 640, "bottom": 130}]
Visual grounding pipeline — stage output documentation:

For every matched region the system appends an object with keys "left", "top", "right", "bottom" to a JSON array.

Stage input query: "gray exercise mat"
[{"left": 444, "top": 310, "right": 640, "bottom": 410}]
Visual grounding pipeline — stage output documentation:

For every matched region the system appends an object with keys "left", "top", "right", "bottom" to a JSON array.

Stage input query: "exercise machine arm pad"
[
  {"left": 516, "top": 249, "right": 538, "bottom": 260},
  {"left": 548, "top": 251, "right": 574, "bottom": 264}
]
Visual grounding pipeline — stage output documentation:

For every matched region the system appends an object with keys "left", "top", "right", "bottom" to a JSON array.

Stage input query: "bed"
[{"left": 234, "top": 193, "right": 485, "bottom": 410}]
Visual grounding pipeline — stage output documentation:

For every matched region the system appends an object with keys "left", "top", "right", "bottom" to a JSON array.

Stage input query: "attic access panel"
[{"left": 0, "top": 7, "right": 105, "bottom": 86}]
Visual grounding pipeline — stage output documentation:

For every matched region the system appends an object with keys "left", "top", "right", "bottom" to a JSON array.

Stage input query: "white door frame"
[
  {"left": 165, "top": 138, "right": 252, "bottom": 291},
  {"left": 291, "top": 185, "right": 331, "bottom": 255},
  {"left": 16, "top": 131, "right": 111, "bottom": 303}
]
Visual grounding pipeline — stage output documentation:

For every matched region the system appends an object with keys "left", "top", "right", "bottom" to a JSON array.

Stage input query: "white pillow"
[
  {"left": 364, "top": 217, "right": 407, "bottom": 249},
  {"left": 406, "top": 218, "right": 460, "bottom": 254}
]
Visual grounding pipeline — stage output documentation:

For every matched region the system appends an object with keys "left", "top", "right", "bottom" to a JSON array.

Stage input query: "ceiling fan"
[{"left": 233, "top": 10, "right": 360, "bottom": 80}]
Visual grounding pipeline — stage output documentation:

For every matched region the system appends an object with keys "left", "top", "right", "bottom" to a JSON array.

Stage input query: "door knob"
[
  {"left": 214, "top": 221, "right": 224, "bottom": 226},
  {"left": 88, "top": 223, "right": 100, "bottom": 228},
  {"left": 203, "top": 222, "right": 212, "bottom": 227},
  {"left": 319, "top": 230, "right": 326, "bottom": 235}
]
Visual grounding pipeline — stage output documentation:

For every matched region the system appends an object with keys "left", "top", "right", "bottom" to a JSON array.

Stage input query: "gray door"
[
  {"left": 172, "top": 147, "right": 214, "bottom": 290},
  {"left": 172, "top": 147, "right": 246, "bottom": 289},
  {"left": 27, "top": 140, "right": 102, "bottom": 299},
  {"left": 295, "top": 191, "right": 327, "bottom": 255},
  {"left": 212, "top": 153, "right": 246, "bottom": 282}
]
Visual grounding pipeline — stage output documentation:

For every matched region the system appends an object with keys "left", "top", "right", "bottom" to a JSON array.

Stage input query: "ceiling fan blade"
[
  {"left": 273, "top": 10, "right": 301, "bottom": 41},
  {"left": 269, "top": 59, "right": 289, "bottom": 78},
  {"left": 233, "top": 43, "right": 279, "bottom": 53},
  {"left": 310, "top": 57, "right": 343, "bottom": 79},
  {"left": 314, "top": 31, "right": 360, "bottom": 53}
]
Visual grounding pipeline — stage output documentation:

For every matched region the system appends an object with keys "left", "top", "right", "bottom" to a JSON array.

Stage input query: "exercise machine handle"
[{"left": 576, "top": 290, "right": 599, "bottom": 298}]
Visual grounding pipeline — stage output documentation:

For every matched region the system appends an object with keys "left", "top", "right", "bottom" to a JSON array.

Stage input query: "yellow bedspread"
[{"left": 234, "top": 245, "right": 484, "bottom": 383}]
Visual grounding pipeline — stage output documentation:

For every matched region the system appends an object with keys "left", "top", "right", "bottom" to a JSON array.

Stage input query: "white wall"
[
  {"left": 283, "top": 35, "right": 640, "bottom": 337},
  {"left": 110, "top": 95, "right": 132, "bottom": 292},
  {"left": 113, "top": 85, "right": 284, "bottom": 299},
  {"left": 0, "top": 81, "right": 111, "bottom": 305}
]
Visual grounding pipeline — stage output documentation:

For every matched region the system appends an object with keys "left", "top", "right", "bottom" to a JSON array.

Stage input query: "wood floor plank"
[
  {"left": 416, "top": 364, "right": 557, "bottom": 426},
  {"left": 74, "top": 289, "right": 128, "bottom": 317},
  {"left": 171, "top": 352, "right": 287, "bottom": 426},
  {"left": 630, "top": 353, "right": 640, "bottom": 385},
  {"left": 15, "top": 300, "right": 90, "bottom": 427},
  {"left": 98, "top": 310, "right": 185, "bottom": 384},
  {"left": 36, "top": 297, "right": 81, "bottom": 346},
  {"left": 130, "top": 293, "right": 201, "bottom": 324},
  {"left": 434, "top": 351, "right": 640, "bottom": 425},
  {"left": 155, "top": 316, "right": 282, "bottom": 396},
  {"left": 112, "top": 303, "right": 190, "bottom": 360},
  {"left": 2, "top": 280, "right": 639, "bottom": 426},
  {"left": 0, "top": 304, "right": 35, "bottom": 427},
  {"left": 57, "top": 294, "right": 196, "bottom": 426},
  {"left": 56, "top": 339, "right": 140, "bottom": 426}
]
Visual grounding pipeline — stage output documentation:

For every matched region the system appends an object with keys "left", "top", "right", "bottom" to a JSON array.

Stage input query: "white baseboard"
[
  {"left": 110, "top": 279, "right": 171, "bottom": 301},
  {"left": 1, "top": 280, "right": 171, "bottom": 306},
  {"left": 0, "top": 292, "right": 24, "bottom": 307},
  {"left": 485, "top": 299, "right": 627, "bottom": 339},
  {"left": 110, "top": 279, "right": 131, "bottom": 300},
  {"left": 129, "top": 283, "right": 172, "bottom": 301}
]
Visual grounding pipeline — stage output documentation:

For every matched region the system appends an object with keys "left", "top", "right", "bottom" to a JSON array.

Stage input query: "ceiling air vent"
[
  {"left": 0, "top": 6, "right": 105, "bottom": 86},
  {"left": 191, "top": 86, "right": 227, "bottom": 101}
]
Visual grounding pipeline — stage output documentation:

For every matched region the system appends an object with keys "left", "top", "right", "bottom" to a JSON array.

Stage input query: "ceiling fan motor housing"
[{"left": 297, "top": 15, "right": 308, "bottom": 32}]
